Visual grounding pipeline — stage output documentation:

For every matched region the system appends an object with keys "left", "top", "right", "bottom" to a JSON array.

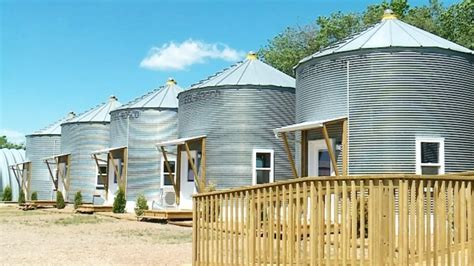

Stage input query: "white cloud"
[
  {"left": 140, "top": 39, "right": 244, "bottom": 71},
  {"left": 0, "top": 129, "right": 25, "bottom": 144}
]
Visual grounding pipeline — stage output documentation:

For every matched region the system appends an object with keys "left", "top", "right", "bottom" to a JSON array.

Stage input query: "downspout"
[{"left": 346, "top": 60, "right": 350, "bottom": 176}]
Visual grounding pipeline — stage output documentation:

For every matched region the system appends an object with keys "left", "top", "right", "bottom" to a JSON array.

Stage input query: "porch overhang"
[
  {"left": 91, "top": 146, "right": 127, "bottom": 155},
  {"left": 42, "top": 153, "right": 71, "bottom": 163},
  {"left": 273, "top": 116, "right": 347, "bottom": 137},
  {"left": 155, "top": 135, "right": 207, "bottom": 147}
]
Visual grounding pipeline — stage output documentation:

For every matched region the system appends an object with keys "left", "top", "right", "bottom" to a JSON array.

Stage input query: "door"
[
  {"left": 308, "top": 139, "right": 335, "bottom": 177},
  {"left": 179, "top": 150, "right": 198, "bottom": 209}
]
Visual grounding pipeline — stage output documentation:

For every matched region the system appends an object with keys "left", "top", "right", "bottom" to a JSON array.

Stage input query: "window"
[
  {"left": 161, "top": 157, "right": 176, "bottom": 187},
  {"left": 416, "top": 137, "right": 444, "bottom": 175},
  {"left": 97, "top": 164, "right": 107, "bottom": 188},
  {"left": 318, "top": 150, "right": 331, "bottom": 176},
  {"left": 252, "top": 149, "right": 274, "bottom": 185}
]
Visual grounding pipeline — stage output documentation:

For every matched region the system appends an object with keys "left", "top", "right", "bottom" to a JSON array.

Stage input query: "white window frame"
[
  {"left": 161, "top": 156, "right": 176, "bottom": 188},
  {"left": 96, "top": 163, "right": 107, "bottom": 188},
  {"left": 252, "top": 149, "right": 274, "bottom": 185},
  {"left": 416, "top": 137, "right": 445, "bottom": 175}
]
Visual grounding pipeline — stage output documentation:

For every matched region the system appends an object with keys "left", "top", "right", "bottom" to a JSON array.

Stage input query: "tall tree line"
[{"left": 259, "top": 0, "right": 473, "bottom": 76}]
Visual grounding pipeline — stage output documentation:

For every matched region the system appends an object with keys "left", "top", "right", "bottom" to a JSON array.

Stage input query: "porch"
[{"left": 192, "top": 172, "right": 474, "bottom": 265}]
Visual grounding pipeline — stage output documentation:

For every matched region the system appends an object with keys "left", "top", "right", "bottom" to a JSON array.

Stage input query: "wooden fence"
[{"left": 192, "top": 173, "right": 474, "bottom": 265}]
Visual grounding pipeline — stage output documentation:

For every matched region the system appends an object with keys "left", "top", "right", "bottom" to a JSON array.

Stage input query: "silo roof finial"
[
  {"left": 246, "top": 51, "right": 257, "bottom": 60},
  {"left": 382, "top": 9, "right": 397, "bottom": 20},
  {"left": 166, "top": 77, "right": 177, "bottom": 85},
  {"left": 109, "top": 95, "right": 118, "bottom": 102}
]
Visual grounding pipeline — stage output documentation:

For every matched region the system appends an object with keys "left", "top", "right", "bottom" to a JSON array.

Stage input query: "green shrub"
[
  {"left": 31, "top": 191, "right": 38, "bottom": 201},
  {"left": 134, "top": 194, "right": 149, "bottom": 216},
  {"left": 18, "top": 190, "right": 26, "bottom": 205},
  {"left": 113, "top": 187, "right": 126, "bottom": 213},
  {"left": 2, "top": 185, "right": 12, "bottom": 201},
  {"left": 74, "top": 191, "right": 82, "bottom": 209},
  {"left": 56, "top": 191, "right": 66, "bottom": 209}
]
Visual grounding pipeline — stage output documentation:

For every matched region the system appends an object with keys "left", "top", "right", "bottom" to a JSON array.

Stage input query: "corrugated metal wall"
[
  {"left": 110, "top": 109, "right": 178, "bottom": 201},
  {"left": 0, "top": 148, "right": 25, "bottom": 200},
  {"left": 296, "top": 49, "right": 474, "bottom": 174},
  {"left": 61, "top": 123, "right": 110, "bottom": 202},
  {"left": 25, "top": 135, "right": 60, "bottom": 200},
  {"left": 178, "top": 86, "right": 295, "bottom": 188}
]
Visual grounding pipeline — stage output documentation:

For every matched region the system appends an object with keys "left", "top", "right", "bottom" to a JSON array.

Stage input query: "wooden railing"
[{"left": 192, "top": 173, "right": 474, "bottom": 265}]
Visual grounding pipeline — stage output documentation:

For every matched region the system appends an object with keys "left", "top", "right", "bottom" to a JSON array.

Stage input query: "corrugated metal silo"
[
  {"left": 60, "top": 96, "right": 121, "bottom": 202},
  {"left": 290, "top": 9, "right": 474, "bottom": 176},
  {"left": 0, "top": 148, "right": 25, "bottom": 200},
  {"left": 177, "top": 52, "right": 295, "bottom": 191},
  {"left": 25, "top": 112, "right": 75, "bottom": 200},
  {"left": 108, "top": 79, "right": 181, "bottom": 205}
]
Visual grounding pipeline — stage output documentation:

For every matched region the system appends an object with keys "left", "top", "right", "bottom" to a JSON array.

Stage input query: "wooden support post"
[
  {"left": 185, "top": 142, "right": 202, "bottom": 192},
  {"left": 160, "top": 146, "right": 178, "bottom": 195},
  {"left": 342, "top": 119, "right": 348, "bottom": 176},
  {"left": 201, "top": 138, "right": 207, "bottom": 188},
  {"left": 281, "top": 132, "right": 299, "bottom": 179},
  {"left": 65, "top": 155, "right": 72, "bottom": 197},
  {"left": 45, "top": 160, "right": 58, "bottom": 190},
  {"left": 301, "top": 130, "right": 308, "bottom": 177},
  {"left": 322, "top": 124, "right": 339, "bottom": 176},
  {"left": 176, "top": 145, "right": 182, "bottom": 205}
]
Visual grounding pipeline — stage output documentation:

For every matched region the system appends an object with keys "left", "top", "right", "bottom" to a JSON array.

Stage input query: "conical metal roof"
[
  {"left": 64, "top": 96, "right": 121, "bottom": 124},
  {"left": 27, "top": 112, "right": 76, "bottom": 136},
  {"left": 190, "top": 52, "right": 295, "bottom": 89},
  {"left": 116, "top": 78, "right": 182, "bottom": 110},
  {"left": 299, "top": 9, "right": 473, "bottom": 65}
]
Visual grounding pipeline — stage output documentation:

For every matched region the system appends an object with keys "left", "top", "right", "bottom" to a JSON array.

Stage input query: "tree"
[
  {"left": 74, "top": 191, "right": 82, "bottom": 209},
  {"left": 113, "top": 188, "right": 126, "bottom": 213},
  {"left": 0, "top": 136, "right": 25, "bottom": 150},
  {"left": 2, "top": 186, "right": 13, "bottom": 201},
  {"left": 56, "top": 191, "right": 66, "bottom": 209},
  {"left": 18, "top": 190, "right": 26, "bottom": 205},
  {"left": 260, "top": 0, "right": 473, "bottom": 76}
]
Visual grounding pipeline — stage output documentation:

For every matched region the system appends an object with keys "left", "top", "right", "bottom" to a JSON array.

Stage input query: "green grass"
[
  {"left": 54, "top": 215, "right": 104, "bottom": 226},
  {"left": 117, "top": 228, "right": 192, "bottom": 244}
]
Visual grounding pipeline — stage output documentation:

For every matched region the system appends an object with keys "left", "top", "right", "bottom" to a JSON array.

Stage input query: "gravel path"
[{"left": 0, "top": 205, "right": 192, "bottom": 265}]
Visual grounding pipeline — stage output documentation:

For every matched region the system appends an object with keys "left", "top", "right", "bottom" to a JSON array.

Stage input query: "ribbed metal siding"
[
  {"left": 61, "top": 123, "right": 110, "bottom": 202},
  {"left": 0, "top": 148, "right": 25, "bottom": 200},
  {"left": 178, "top": 86, "right": 295, "bottom": 188},
  {"left": 296, "top": 49, "right": 474, "bottom": 174},
  {"left": 110, "top": 109, "right": 178, "bottom": 201},
  {"left": 25, "top": 135, "right": 61, "bottom": 200}
]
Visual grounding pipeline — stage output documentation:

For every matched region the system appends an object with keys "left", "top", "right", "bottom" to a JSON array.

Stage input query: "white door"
[
  {"left": 308, "top": 139, "right": 335, "bottom": 177},
  {"left": 179, "top": 151, "right": 198, "bottom": 210}
]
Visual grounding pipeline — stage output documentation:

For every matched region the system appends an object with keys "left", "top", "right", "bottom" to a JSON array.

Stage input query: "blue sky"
[{"left": 0, "top": 0, "right": 458, "bottom": 143}]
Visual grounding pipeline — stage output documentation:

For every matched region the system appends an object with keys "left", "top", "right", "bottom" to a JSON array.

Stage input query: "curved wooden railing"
[{"left": 192, "top": 172, "right": 474, "bottom": 265}]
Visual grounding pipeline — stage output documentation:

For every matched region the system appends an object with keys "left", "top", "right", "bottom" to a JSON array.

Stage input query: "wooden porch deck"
[
  {"left": 76, "top": 204, "right": 113, "bottom": 214},
  {"left": 21, "top": 200, "right": 57, "bottom": 210},
  {"left": 140, "top": 209, "right": 193, "bottom": 221}
]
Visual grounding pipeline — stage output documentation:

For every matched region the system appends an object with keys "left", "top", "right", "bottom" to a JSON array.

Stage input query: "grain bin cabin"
[
  {"left": 157, "top": 52, "right": 295, "bottom": 209},
  {"left": 19, "top": 112, "right": 76, "bottom": 201},
  {"left": 44, "top": 96, "right": 121, "bottom": 203},
  {"left": 1, "top": 148, "right": 26, "bottom": 200},
  {"left": 91, "top": 79, "right": 182, "bottom": 211},
  {"left": 274, "top": 10, "right": 474, "bottom": 177}
]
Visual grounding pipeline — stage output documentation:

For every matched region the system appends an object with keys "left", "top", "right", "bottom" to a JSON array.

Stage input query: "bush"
[
  {"left": 74, "top": 191, "right": 82, "bottom": 209},
  {"left": 56, "top": 191, "right": 66, "bottom": 209},
  {"left": 134, "top": 194, "right": 149, "bottom": 216},
  {"left": 31, "top": 191, "right": 38, "bottom": 201},
  {"left": 18, "top": 190, "right": 26, "bottom": 205},
  {"left": 2, "top": 186, "right": 12, "bottom": 201},
  {"left": 113, "top": 187, "right": 126, "bottom": 213}
]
